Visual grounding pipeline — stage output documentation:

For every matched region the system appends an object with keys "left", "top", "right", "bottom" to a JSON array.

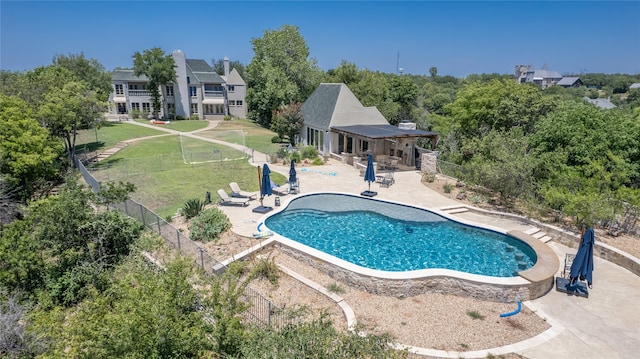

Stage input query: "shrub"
[
  {"left": 250, "top": 256, "right": 279, "bottom": 285},
  {"left": 224, "top": 115, "right": 232, "bottom": 121},
  {"left": 326, "top": 282, "right": 345, "bottom": 294},
  {"left": 423, "top": 173, "right": 436, "bottom": 183},
  {"left": 131, "top": 109, "right": 141, "bottom": 119},
  {"left": 181, "top": 198, "right": 205, "bottom": 219},
  {"left": 271, "top": 135, "right": 282, "bottom": 143},
  {"left": 189, "top": 114, "right": 200, "bottom": 121},
  {"left": 466, "top": 310, "right": 485, "bottom": 320},
  {"left": 189, "top": 207, "right": 231, "bottom": 243},
  {"left": 312, "top": 157, "right": 324, "bottom": 165},
  {"left": 301, "top": 146, "right": 318, "bottom": 160},
  {"left": 290, "top": 151, "right": 301, "bottom": 163},
  {"left": 443, "top": 183, "right": 454, "bottom": 193},
  {"left": 276, "top": 147, "right": 289, "bottom": 159}
]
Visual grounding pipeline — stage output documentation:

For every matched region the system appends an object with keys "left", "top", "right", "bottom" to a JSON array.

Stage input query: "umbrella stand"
[
  {"left": 253, "top": 164, "right": 273, "bottom": 213},
  {"left": 361, "top": 154, "right": 378, "bottom": 197}
]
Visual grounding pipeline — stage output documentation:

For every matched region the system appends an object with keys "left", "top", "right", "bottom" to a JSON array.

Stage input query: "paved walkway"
[{"left": 115, "top": 119, "right": 640, "bottom": 358}]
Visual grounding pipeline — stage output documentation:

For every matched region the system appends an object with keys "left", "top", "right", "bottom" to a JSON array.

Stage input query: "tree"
[
  {"left": 271, "top": 101, "right": 304, "bottom": 145},
  {"left": 37, "top": 81, "right": 105, "bottom": 166},
  {"left": 445, "top": 79, "right": 556, "bottom": 138},
  {"left": 133, "top": 48, "right": 177, "bottom": 119},
  {"left": 389, "top": 75, "right": 419, "bottom": 121},
  {"left": 351, "top": 70, "right": 399, "bottom": 123},
  {"left": 246, "top": 25, "right": 323, "bottom": 126},
  {"left": 52, "top": 53, "right": 112, "bottom": 102},
  {"left": 0, "top": 95, "right": 64, "bottom": 200},
  {"left": 211, "top": 57, "right": 246, "bottom": 80},
  {"left": 429, "top": 66, "right": 438, "bottom": 78},
  {"left": 326, "top": 60, "right": 362, "bottom": 85}
]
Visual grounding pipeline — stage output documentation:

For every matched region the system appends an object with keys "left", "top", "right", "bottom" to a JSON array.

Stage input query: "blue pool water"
[{"left": 264, "top": 193, "right": 536, "bottom": 277}]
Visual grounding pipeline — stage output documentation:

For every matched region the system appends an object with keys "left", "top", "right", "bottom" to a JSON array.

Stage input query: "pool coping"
[{"left": 257, "top": 192, "right": 558, "bottom": 302}]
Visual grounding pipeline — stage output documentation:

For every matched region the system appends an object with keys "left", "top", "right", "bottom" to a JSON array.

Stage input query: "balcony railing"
[
  {"left": 204, "top": 90, "right": 224, "bottom": 98},
  {"left": 128, "top": 90, "right": 152, "bottom": 96}
]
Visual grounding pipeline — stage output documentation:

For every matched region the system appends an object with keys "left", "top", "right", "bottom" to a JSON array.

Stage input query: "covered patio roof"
[{"left": 331, "top": 124, "right": 438, "bottom": 140}]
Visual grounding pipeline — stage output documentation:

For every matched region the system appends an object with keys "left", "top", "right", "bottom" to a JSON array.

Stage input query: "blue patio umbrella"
[
  {"left": 288, "top": 159, "right": 297, "bottom": 184},
  {"left": 569, "top": 227, "right": 595, "bottom": 287},
  {"left": 364, "top": 154, "right": 376, "bottom": 192},
  {"left": 260, "top": 163, "right": 272, "bottom": 207}
]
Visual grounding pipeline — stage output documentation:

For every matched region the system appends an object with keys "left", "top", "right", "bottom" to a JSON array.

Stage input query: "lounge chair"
[
  {"left": 272, "top": 183, "right": 290, "bottom": 196},
  {"left": 379, "top": 172, "right": 395, "bottom": 188},
  {"left": 229, "top": 182, "right": 258, "bottom": 200},
  {"left": 217, "top": 189, "right": 250, "bottom": 207}
]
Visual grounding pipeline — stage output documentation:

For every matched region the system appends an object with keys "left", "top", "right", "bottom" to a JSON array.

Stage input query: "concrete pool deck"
[{"left": 218, "top": 157, "right": 640, "bottom": 359}]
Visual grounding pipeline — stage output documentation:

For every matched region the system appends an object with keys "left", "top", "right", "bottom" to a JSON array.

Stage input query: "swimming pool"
[{"left": 264, "top": 193, "right": 536, "bottom": 277}]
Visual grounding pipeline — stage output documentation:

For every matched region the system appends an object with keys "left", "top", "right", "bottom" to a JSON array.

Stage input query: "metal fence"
[{"left": 73, "top": 155, "right": 288, "bottom": 328}]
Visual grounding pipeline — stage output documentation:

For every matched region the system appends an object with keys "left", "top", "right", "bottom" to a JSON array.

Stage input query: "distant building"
[
  {"left": 109, "top": 50, "right": 246, "bottom": 120},
  {"left": 583, "top": 97, "right": 617, "bottom": 109},
  {"left": 557, "top": 77, "right": 584, "bottom": 88},
  {"left": 630, "top": 83, "right": 640, "bottom": 90},
  {"left": 515, "top": 64, "right": 562, "bottom": 89}
]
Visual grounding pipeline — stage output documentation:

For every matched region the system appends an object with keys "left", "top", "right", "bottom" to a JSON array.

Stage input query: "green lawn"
[
  {"left": 134, "top": 119, "right": 210, "bottom": 132},
  {"left": 88, "top": 134, "right": 286, "bottom": 217},
  {"left": 75, "top": 122, "right": 165, "bottom": 153},
  {"left": 198, "top": 118, "right": 283, "bottom": 155}
]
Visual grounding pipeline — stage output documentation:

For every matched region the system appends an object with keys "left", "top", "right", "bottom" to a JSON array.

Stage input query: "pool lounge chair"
[
  {"left": 272, "top": 183, "right": 290, "bottom": 196},
  {"left": 217, "top": 189, "right": 250, "bottom": 207},
  {"left": 378, "top": 172, "right": 395, "bottom": 188},
  {"left": 229, "top": 182, "right": 258, "bottom": 200}
]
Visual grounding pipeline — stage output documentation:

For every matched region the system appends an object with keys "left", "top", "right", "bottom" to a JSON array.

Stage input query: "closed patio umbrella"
[
  {"left": 289, "top": 159, "right": 297, "bottom": 184},
  {"left": 260, "top": 163, "right": 272, "bottom": 205},
  {"left": 570, "top": 226, "right": 595, "bottom": 288},
  {"left": 363, "top": 154, "right": 376, "bottom": 196}
]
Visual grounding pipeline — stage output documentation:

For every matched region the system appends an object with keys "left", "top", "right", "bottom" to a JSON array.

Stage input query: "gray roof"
[
  {"left": 583, "top": 97, "right": 617, "bottom": 109},
  {"left": 226, "top": 68, "right": 245, "bottom": 85},
  {"left": 557, "top": 77, "right": 582, "bottom": 86},
  {"left": 301, "top": 83, "right": 388, "bottom": 130},
  {"left": 185, "top": 59, "right": 213, "bottom": 72},
  {"left": 112, "top": 69, "right": 148, "bottom": 81},
  {"left": 332, "top": 124, "right": 437, "bottom": 140},
  {"left": 630, "top": 83, "right": 640, "bottom": 89},
  {"left": 532, "top": 69, "right": 562, "bottom": 80}
]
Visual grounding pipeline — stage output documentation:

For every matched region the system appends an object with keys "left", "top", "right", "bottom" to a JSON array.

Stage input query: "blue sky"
[{"left": 1, "top": 1, "right": 639, "bottom": 77}]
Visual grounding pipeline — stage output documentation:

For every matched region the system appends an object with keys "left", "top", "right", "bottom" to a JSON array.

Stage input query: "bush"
[
  {"left": 271, "top": 135, "right": 282, "bottom": 143},
  {"left": 326, "top": 282, "right": 345, "bottom": 294},
  {"left": 189, "top": 207, "right": 231, "bottom": 243},
  {"left": 131, "top": 109, "right": 141, "bottom": 119},
  {"left": 250, "top": 256, "right": 279, "bottom": 285},
  {"left": 301, "top": 146, "right": 318, "bottom": 160},
  {"left": 224, "top": 115, "right": 233, "bottom": 121},
  {"left": 312, "top": 157, "right": 324, "bottom": 165},
  {"left": 423, "top": 173, "right": 436, "bottom": 183},
  {"left": 443, "top": 183, "right": 454, "bottom": 194},
  {"left": 181, "top": 198, "right": 205, "bottom": 219},
  {"left": 290, "top": 151, "right": 301, "bottom": 163},
  {"left": 189, "top": 114, "right": 200, "bottom": 121}
]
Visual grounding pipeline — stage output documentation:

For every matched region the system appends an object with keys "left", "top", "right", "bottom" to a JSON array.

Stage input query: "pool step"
[{"left": 523, "top": 227, "right": 553, "bottom": 243}]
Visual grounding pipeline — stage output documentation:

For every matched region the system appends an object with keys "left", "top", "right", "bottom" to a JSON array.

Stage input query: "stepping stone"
[
  {"left": 524, "top": 227, "right": 540, "bottom": 235},
  {"left": 540, "top": 235, "right": 553, "bottom": 243},
  {"left": 447, "top": 208, "right": 469, "bottom": 214},
  {"left": 532, "top": 231, "right": 546, "bottom": 239}
]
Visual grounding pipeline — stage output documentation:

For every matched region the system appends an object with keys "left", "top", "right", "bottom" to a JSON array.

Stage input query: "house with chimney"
[
  {"left": 299, "top": 83, "right": 438, "bottom": 169},
  {"left": 109, "top": 50, "right": 246, "bottom": 120}
]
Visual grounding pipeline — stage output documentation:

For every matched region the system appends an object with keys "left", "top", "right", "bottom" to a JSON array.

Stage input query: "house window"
[
  {"left": 129, "top": 84, "right": 138, "bottom": 90},
  {"left": 167, "top": 103, "right": 175, "bottom": 114},
  {"left": 236, "top": 100, "right": 243, "bottom": 106},
  {"left": 189, "top": 86, "right": 197, "bottom": 97},
  {"left": 166, "top": 85, "right": 174, "bottom": 97},
  {"left": 142, "top": 103, "right": 151, "bottom": 113},
  {"left": 229, "top": 100, "right": 236, "bottom": 106},
  {"left": 227, "top": 85, "right": 235, "bottom": 92},
  {"left": 131, "top": 102, "right": 140, "bottom": 111},
  {"left": 115, "top": 84, "right": 124, "bottom": 95},
  {"left": 191, "top": 103, "right": 198, "bottom": 114}
]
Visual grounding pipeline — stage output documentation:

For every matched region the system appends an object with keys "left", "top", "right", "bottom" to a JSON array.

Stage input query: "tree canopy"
[
  {"left": 246, "top": 25, "right": 323, "bottom": 126},
  {"left": 133, "top": 48, "right": 177, "bottom": 119}
]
